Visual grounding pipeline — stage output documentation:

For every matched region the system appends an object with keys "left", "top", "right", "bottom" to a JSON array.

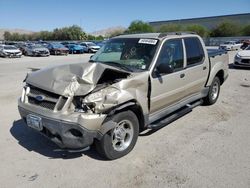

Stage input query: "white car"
[
  {"left": 219, "top": 41, "right": 242, "bottom": 51},
  {"left": 79, "top": 42, "right": 100, "bottom": 53},
  {"left": 234, "top": 45, "right": 250, "bottom": 67},
  {"left": 0, "top": 45, "right": 22, "bottom": 58}
]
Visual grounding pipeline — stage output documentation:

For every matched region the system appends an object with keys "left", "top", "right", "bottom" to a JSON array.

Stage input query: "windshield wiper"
[{"left": 99, "top": 61, "right": 134, "bottom": 72}]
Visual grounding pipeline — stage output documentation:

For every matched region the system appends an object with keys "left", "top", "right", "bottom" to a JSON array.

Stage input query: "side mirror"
[{"left": 156, "top": 63, "right": 174, "bottom": 74}]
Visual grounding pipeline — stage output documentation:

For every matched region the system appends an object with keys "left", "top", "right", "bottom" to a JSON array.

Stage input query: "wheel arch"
[
  {"left": 215, "top": 70, "right": 225, "bottom": 85},
  {"left": 100, "top": 100, "right": 146, "bottom": 135}
]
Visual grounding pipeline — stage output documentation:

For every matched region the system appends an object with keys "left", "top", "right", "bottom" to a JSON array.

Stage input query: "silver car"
[
  {"left": 234, "top": 45, "right": 250, "bottom": 67},
  {"left": 0, "top": 45, "right": 22, "bottom": 58},
  {"left": 24, "top": 44, "right": 50, "bottom": 57}
]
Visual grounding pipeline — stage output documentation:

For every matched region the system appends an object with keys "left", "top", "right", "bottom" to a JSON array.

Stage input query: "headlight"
[
  {"left": 235, "top": 54, "right": 241, "bottom": 59},
  {"left": 85, "top": 87, "right": 120, "bottom": 102},
  {"left": 21, "top": 85, "right": 30, "bottom": 103}
]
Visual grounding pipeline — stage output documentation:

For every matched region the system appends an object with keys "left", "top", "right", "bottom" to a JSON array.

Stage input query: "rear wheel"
[
  {"left": 95, "top": 111, "right": 139, "bottom": 160},
  {"left": 203, "top": 76, "right": 220, "bottom": 105}
]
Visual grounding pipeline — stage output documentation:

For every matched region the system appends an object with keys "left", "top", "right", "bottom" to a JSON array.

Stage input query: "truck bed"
[{"left": 207, "top": 48, "right": 227, "bottom": 58}]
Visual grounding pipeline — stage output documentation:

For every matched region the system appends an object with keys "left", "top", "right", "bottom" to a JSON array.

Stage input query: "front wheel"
[
  {"left": 203, "top": 77, "right": 221, "bottom": 105},
  {"left": 95, "top": 111, "right": 139, "bottom": 160}
]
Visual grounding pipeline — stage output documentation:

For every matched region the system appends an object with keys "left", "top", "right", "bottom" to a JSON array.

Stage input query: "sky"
[{"left": 0, "top": 0, "right": 249, "bottom": 33}]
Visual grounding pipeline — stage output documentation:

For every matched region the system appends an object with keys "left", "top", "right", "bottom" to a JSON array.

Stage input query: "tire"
[
  {"left": 203, "top": 76, "right": 221, "bottom": 105},
  {"left": 95, "top": 110, "right": 139, "bottom": 160}
]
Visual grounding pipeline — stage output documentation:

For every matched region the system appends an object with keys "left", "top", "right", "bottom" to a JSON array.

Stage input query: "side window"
[
  {"left": 184, "top": 37, "right": 205, "bottom": 66},
  {"left": 156, "top": 39, "right": 184, "bottom": 73}
]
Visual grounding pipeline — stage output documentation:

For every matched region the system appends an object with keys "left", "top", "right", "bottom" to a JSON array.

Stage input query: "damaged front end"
[{"left": 18, "top": 62, "right": 149, "bottom": 149}]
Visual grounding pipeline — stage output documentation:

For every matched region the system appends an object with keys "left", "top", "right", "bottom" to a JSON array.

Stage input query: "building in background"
[{"left": 149, "top": 13, "right": 250, "bottom": 30}]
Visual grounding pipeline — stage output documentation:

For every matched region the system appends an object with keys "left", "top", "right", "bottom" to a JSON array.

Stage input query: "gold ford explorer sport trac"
[{"left": 18, "top": 32, "right": 229, "bottom": 159}]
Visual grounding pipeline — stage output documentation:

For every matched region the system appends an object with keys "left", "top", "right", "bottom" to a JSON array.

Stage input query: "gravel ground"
[{"left": 0, "top": 52, "right": 249, "bottom": 188}]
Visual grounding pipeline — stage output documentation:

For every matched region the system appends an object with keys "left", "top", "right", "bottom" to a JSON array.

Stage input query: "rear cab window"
[{"left": 184, "top": 37, "right": 205, "bottom": 67}]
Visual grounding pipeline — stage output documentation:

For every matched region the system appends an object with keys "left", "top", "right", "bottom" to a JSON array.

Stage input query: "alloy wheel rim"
[
  {"left": 211, "top": 81, "right": 219, "bottom": 100},
  {"left": 112, "top": 120, "right": 134, "bottom": 152}
]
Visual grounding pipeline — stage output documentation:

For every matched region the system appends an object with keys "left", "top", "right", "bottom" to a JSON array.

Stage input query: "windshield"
[
  {"left": 51, "top": 43, "right": 65, "bottom": 48},
  {"left": 245, "top": 46, "right": 250, "bottom": 50},
  {"left": 31, "top": 44, "right": 44, "bottom": 49},
  {"left": 4, "top": 45, "right": 17, "bottom": 50},
  {"left": 90, "top": 38, "right": 158, "bottom": 71},
  {"left": 87, "top": 42, "right": 97, "bottom": 46}
]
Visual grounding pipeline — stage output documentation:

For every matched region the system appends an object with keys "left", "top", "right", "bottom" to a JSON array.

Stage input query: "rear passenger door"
[{"left": 182, "top": 37, "right": 209, "bottom": 97}]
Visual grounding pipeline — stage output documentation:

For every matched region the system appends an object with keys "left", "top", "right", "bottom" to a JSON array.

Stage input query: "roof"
[{"left": 113, "top": 32, "right": 197, "bottom": 40}]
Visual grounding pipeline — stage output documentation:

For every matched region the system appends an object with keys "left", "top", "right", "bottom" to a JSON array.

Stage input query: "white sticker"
[{"left": 138, "top": 39, "right": 157, "bottom": 45}]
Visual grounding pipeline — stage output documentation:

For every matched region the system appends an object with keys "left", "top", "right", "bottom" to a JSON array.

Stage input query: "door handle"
[
  {"left": 203, "top": 66, "right": 207, "bottom": 70},
  {"left": 180, "top": 73, "right": 185, "bottom": 78}
]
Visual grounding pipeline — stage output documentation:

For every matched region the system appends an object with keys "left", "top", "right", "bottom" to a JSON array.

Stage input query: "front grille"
[
  {"left": 241, "top": 59, "right": 250, "bottom": 64},
  {"left": 29, "top": 86, "right": 59, "bottom": 99},
  {"left": 28, "top": 97, "right": 56, "bottom": 110},
  {"left": 39, "top": 51, "right": 48, "bottom": 54},
  {"left": 27, "top": 85, "right": 67, "bottom": 111}
]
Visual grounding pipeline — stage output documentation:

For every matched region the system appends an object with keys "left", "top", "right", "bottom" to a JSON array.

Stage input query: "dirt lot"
[{"left": 0, "top": 52, "right": 249, "bottom": 188}]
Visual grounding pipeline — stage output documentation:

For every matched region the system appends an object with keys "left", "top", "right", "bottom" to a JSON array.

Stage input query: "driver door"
[{"left": 150, "top": 38, "right": 187, "bottom": 114}]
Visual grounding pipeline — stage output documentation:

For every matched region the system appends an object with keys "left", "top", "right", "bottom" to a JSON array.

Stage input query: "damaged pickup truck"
[{"left": 18, "top": 32, "right": 228, "bottom": 159}]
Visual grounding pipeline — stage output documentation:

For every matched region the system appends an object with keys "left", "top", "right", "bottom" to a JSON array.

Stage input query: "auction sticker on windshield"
[{"left": 138, "top": 39, "right": 157, "bottom": 45}]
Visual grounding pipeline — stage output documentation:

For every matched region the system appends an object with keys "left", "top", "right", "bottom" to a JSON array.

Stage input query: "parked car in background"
[
  {"left": 24, "top": 44, "right": 50, "bottom": 57},
  {"left": 241, "top": 40, "right": 250, "bottom": 50},
  {"left": 47, "top": 43, "right": 69, "bottom": 55},
  {"left": 0, "top": 45, "right": 22, "bottom": 58},
  {"left": 219, "top": 41, "right": 242, "bottom": 51},
  {"left": 64, "top": 43, "right": 84, "bottom": 54},
  {"left": 15, "top": 42, "right": 31, "bottom": 54},
  {"left": 95, "top": 41, "right": 106, "bottom": 48},
  {"left": 234, "top": 45, "right": 250, "bottom": 68},
  {"left": 79, "top": 42, "right": 100, "bottom": 53}
]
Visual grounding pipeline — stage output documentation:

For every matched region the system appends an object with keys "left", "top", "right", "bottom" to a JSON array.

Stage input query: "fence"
[{"left": 204, "top": 36, "right": 250, "bottom": 46}]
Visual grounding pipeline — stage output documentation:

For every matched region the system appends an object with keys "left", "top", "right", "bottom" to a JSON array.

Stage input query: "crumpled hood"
[{"left": 25, "top": 62, "right": 130, "bottom": 96}]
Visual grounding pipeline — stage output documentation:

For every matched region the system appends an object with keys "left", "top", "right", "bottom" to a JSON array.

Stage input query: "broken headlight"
[
  {"left": 85, "top": 87, "right": 120, "bottom": 103},
  {"left": 74, "top": 87, "right": 121, "bottom": 113}
]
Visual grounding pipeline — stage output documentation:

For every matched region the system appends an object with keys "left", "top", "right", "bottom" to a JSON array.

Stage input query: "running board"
[{"left": 148, "top": 100, "right": 203, "bottom": 130}]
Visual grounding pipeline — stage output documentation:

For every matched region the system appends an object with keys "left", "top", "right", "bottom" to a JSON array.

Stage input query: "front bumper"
[
  {"left": 234, "top": 57, "right": 250, "bottom": 67},
  {"left": 18, "top": 100, "right": 106, "bottom": 149},
  {"left": 90, "top": 48, "right": 99, "bottom": 53},
  {"left": 2, "top": 53, "right": 22, "bottom": 58},
  {"left": 32, "top": 51, "right": 50, "bottom": 56},
  {"left": 53, "top": 50, "right": 69, "bottom": 55},
  {"left": 70, "top": 49, "right": 83, "bottom": 54}
]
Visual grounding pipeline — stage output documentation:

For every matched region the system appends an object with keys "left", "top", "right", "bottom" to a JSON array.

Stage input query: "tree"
[
  {"left": 158, "top": 24, "right": 183, "bottom": 33},
  {"left": 52, "top": 25, "right": 86, "bottom": 40},
  {"left": 241, "top": 24, "right": 250, "bottom": 36},
  {"left": 38, "top": 31, "right": 53, "bottom": 41},
  {"left": 126, "top": 20, "right": 154, "bottom": 34},
  {"left": 210, "top": 21, "right": 241, "bottom": 37},
  {"left": 186, "top": 24, "right": 207, "bottom": 37},
  {"left": 108, "top": 29, "right": 125, "bottom": 38},
  {"left": 4, "top": 31, "right": 11, "bottom": 40}
]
